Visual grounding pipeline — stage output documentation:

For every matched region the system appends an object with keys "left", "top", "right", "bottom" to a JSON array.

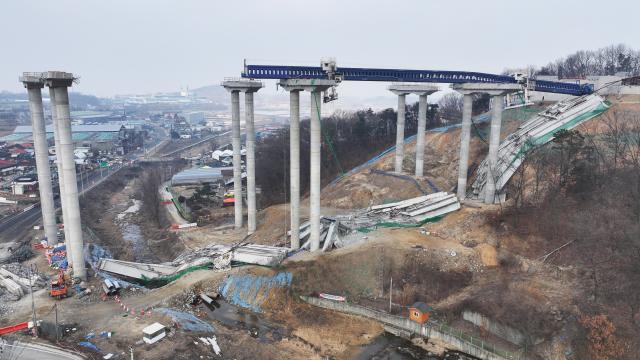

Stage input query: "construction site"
[{"left": 2, "top": 4, "right": 640, "bottom": 359}]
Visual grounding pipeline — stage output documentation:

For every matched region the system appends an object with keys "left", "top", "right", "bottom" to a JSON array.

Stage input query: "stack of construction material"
[
  {"left": 471, "top": 94, "right": 609, "bottom": 203},
  {"left": 291, "top": 192, "right": 461, "bottom": 251},
  {"left": 45, "top": 244, "right": 68, "bottom": 270}
]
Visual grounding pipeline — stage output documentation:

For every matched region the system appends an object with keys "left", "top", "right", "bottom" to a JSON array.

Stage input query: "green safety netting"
[
  {"left": 356, "top": 215, "right": 443, "bottom": 233},
  {"left": 139, "top": 264, "right": 210, "bottom": 288},
  {"left": 508, "top": 101, "right": 610, "bottom": 169}
]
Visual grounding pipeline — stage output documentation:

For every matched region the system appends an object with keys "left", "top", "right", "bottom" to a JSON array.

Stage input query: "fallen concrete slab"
[
  {"left": 232, "top": 244, "right": 288, "bottom": 267},
  {"left": 96, "top": 259, "right": 178, "bottom": 281},
  {"left": 0, "top": 275, "right": 24, "bottom": 297}
]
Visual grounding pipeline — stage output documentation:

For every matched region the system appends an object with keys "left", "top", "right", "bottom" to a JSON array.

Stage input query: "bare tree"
[{"left": 438, "top": 92, "right": 464, "bottom": 123}]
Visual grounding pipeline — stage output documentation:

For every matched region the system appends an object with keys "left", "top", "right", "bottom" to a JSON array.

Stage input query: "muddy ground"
[{"left": 80, "top": 164, "right": 184, "bottom": 263}]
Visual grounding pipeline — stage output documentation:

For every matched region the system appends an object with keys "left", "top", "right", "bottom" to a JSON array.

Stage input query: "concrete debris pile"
[
  {"left": 0, "top": 263, "right": 47, "bottom": 300},
  {"left": 471, "top": 94, "right": 609, "bottom": 203},
  {"left": 0, "top": 242, "right": 17, "bottom": 264},
  {"left": 292, "top": 192, "right": 461, "bottom": 251}
]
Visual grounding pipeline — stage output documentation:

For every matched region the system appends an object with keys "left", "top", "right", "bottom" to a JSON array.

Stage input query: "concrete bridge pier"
[
  {"left": 279, "top": 79, "right": 337, "bottom": 251},
  {"left": 20, "top": 74, "right": 57, "bottom": 246},
  {"left": 389, "top": 84, "right": 439, "bottom": 177},
  {"left": 288, "top": 90, "right": 301, "bottom": 249},
  {"left": 390, "top": 90, "right": 408, "bottom": 174},
  {"left": 452, "top": 83, "right": 521, "bottom": 202},
  {"left": 222, "top": 80, "right": 263, "bottom": 232},
  {"left": 49, "top": 88, "right": 72, "bottom": 264},
  {"left": 45, "top": 71, "right": 86, "bottom": 280}
]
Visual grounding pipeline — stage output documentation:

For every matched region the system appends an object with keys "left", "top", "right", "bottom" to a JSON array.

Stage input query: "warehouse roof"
[
  {"left": 13, "top": 124, "right": 124, "bottom": 134},
  {"left": 171, "top": 166, "right": 233, "bottom": 186}
]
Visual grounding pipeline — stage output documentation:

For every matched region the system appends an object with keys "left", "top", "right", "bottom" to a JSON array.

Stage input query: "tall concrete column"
[
  {"left": 22, "top": 79, "right": 57, "bottom": 245},
  {"left": 289, "top": 90, "right": 301, "bottom": 250},
  {"left": 457, "top": 94, "right": 473, "bottom": 201},
  {"left": 484, "top": 95, "right": 504, "bottom": 204},
  {"left": 222, "top": 79, "right": 263, "bottom": 232},
  {"left": 394, "top": 94, "right": 406, "bottom": 173},
  {"left": 230, "top": 90, "right": 243, "bottom": 229},
  {"left": 415, "top": 94, "right": 428, "bottom": 177},
  {"left": 244, "top": 91, "right": 257, "bottom": 234},
  {"left": 309, "top": 90, "right": 322, "bottom": 251},
  {"left": 49, "top": 88, "right": 72, "bottom": 264},
  {"left": 47, "top": 73, "right": 85, "bottom": 280}
]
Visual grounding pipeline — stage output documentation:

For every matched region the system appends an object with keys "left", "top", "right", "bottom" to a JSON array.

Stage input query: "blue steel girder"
[{"left": 241, "top": 64, "right": 593, "bottom": 96}]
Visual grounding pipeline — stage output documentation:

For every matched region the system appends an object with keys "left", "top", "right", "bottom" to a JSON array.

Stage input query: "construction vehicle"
[{"left": 49, "top": 272, "right": 68, "bottom": 299}]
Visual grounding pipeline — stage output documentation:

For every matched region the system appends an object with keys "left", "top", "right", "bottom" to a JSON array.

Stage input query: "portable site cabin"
[
  {"left": 142, "top": 322, "right": 166, "bottom": 344},
  {"left": 409, "top": 302, "right": 432, "bottom": 324}
]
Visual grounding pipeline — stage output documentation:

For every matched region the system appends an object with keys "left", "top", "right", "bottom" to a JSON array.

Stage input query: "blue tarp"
[
  {"left": 155, "top": 308, "right": 215, "bottom": 333},
  {"left": 220, "top": 272, "right": 292, "bottom": 312},
  {"left": 78, "top": 341, "right": 101, "bottom": 353}
]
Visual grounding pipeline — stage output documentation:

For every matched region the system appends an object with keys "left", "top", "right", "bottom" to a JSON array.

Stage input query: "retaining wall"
[
  {"left": 301, "top": 296, "right": 523, "bottom": 360},
  {"left": 463, "top": 310, "right": 525, "bottom": 346}
]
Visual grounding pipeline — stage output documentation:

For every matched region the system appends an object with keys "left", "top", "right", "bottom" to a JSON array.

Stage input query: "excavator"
[{"left": 49, "top": 271, "right": 68, "bottom": 299}]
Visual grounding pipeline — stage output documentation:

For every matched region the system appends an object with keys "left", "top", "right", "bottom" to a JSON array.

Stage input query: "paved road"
[
  {"left": 0, "top": 134, "right": 165, "bottom": 242},
  {"left": 0, "top": 340, "right": 85, "bottom": 359},
  {"left": 0, "top": 165, "right": 124, "bottom": 242},
  {"left": 159, "top": 131, "right": 230, "bottom": 158}
]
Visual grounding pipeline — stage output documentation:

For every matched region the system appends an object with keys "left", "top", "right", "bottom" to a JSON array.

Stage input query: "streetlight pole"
[
  {"left": 79, "top": 165, "right": 84, "bottom": 196},
  {"left": 28, "top": 264, "right": 38, "bottom": 337}
]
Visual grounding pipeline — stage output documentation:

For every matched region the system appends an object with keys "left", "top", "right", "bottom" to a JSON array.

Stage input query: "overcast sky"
[{"left": 2, "top": 0, "right": 639, "bottom": 99}]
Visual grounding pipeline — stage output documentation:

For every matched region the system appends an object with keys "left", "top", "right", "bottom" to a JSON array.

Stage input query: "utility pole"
[
  {"left": 389, "top": 277, "right": 393, "bottom": 313},
  {"left": 129, "top": 346, "right": 134, "bottom": 360},
  {"left": 79, "top": 165, "right": 84, "bottom": 196},
  {"left": 28, "top": 264, "right": 38, "bottom": 337},
  {"left": 54, "top": 303, "right": 59, "bottom": 342}
]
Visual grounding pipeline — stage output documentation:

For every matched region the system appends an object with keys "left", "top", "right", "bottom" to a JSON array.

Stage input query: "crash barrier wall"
[
  {"left": 301, "top": 296, "right": 524, "bottom": 360},
  {"left": 167, "top": 186, "right": 192, "bottom": 222}
]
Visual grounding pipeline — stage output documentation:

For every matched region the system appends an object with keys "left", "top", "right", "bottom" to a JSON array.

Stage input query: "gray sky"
[{"left": 2, "top": 0, "right": 639, "bottom": 98}]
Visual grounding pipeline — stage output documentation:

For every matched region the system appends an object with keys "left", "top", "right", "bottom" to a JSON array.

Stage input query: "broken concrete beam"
[
  {"left": 0, "top": 275, "right": 24, "bottom": 297},
  {"left": 402, "top": 194, "right": 459, "bottom": 217},
  {"left": 288, "top": 220, "right": 310, "bottom": 236},
  {"left": 96, "top": 259, "right": 178, "bottom": 280},
  {"left": 322, "top": 222, "right": 337, "bottom": 252},
  {"left": 0, "top": 268, "right": 43, "bottom": 290},
  {"left": 370, "top": 192, "right": 448, "bottom": 212},
  {"left": 232, "top": 244, "right": 288, "bottom": 267},
  {"left": 411, "top": 202, "right": 461, "bottom": 222}
]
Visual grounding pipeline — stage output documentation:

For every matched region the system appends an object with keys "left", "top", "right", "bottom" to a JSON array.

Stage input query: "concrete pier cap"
[
  {"left": 451, "top": 82, "right": 521, "bottom": 96},
  {"left": 222, "top": 78, "right": 264, "bottom": 92},
  {"left": 278, "top": 79, "right": 338, "bottom": 92},
  {"left": 19, "top": 72, "right": 45, "bottom": 87},
  {"left": 388, "top": 83, "right": 440, "bottom": 95},
  {"left": 43, "top": 71, "right": 76, "bottom": 87}
]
